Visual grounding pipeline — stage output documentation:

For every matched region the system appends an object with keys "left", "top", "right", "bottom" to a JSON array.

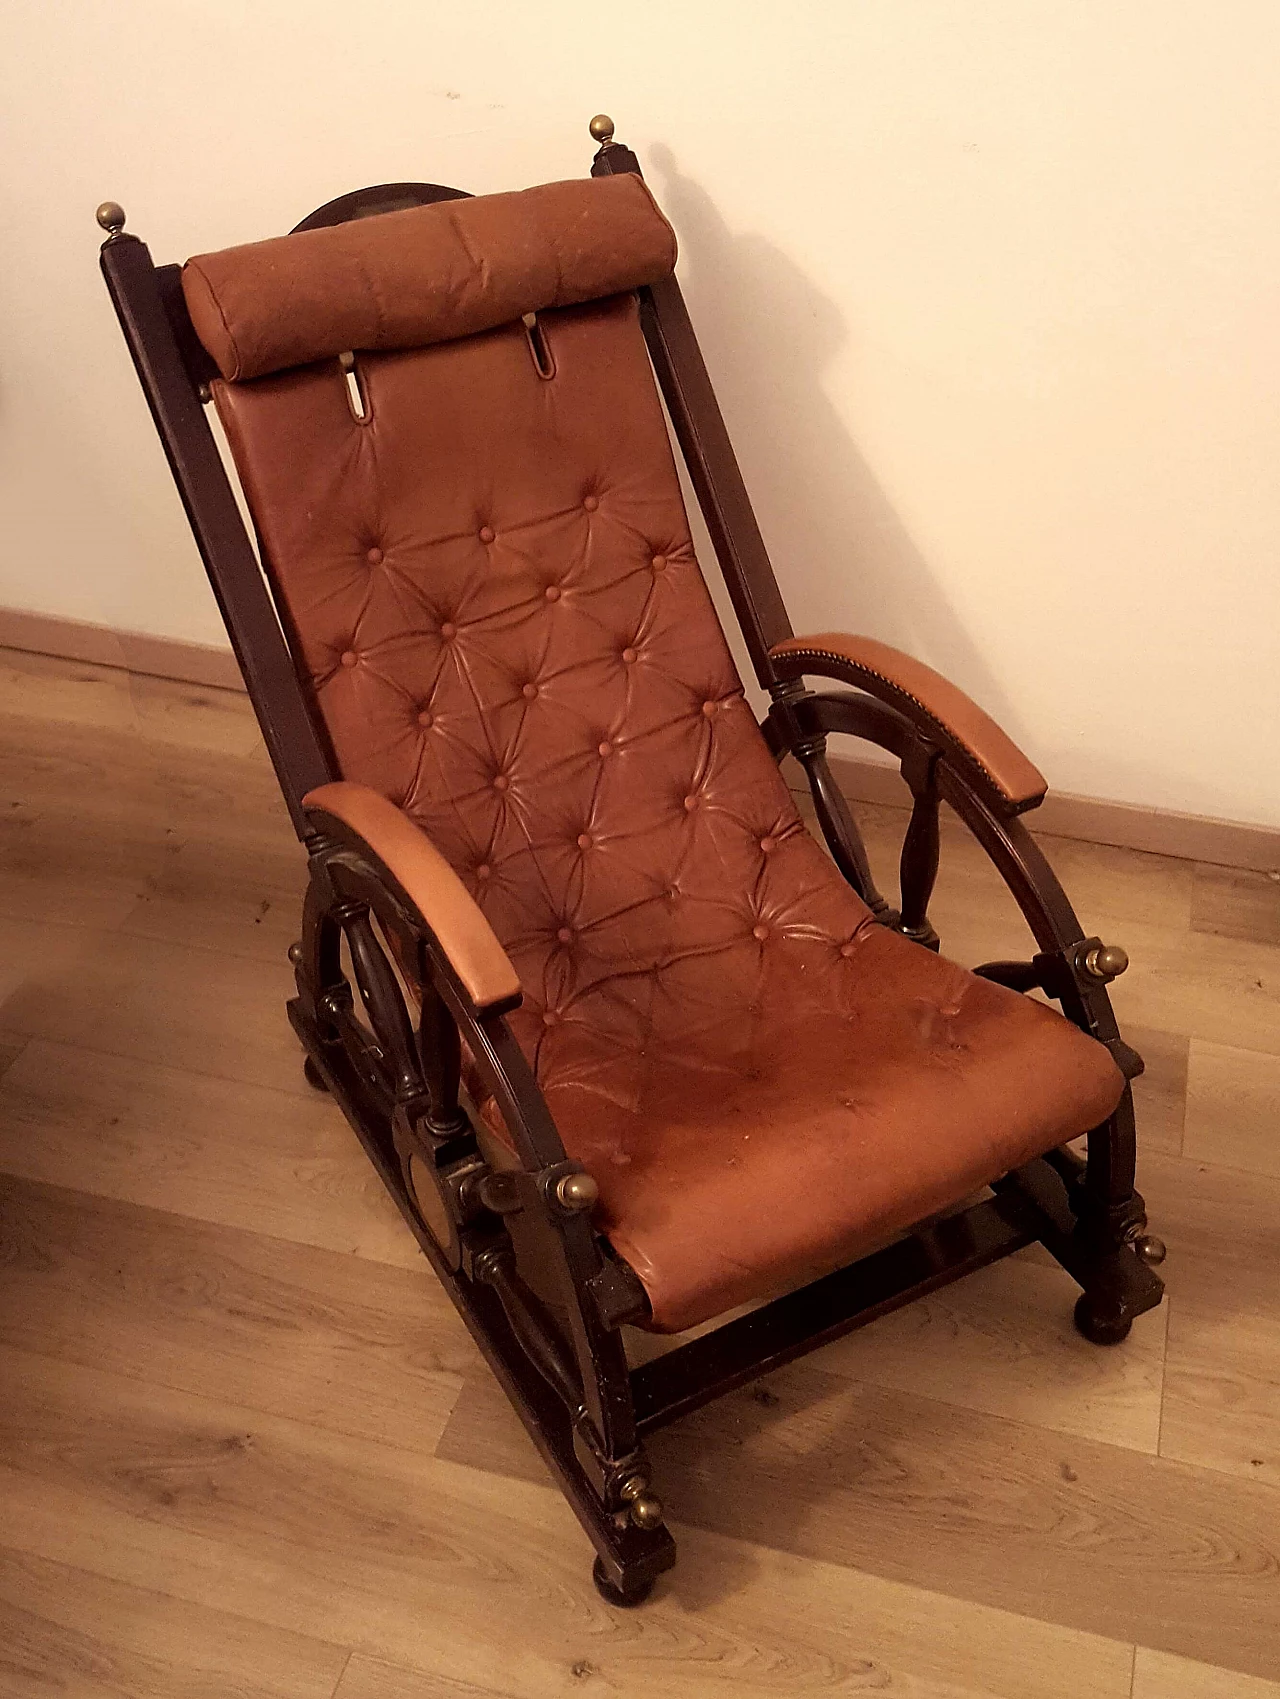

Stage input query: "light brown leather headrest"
[{"left": 181, "top": 174, "right": 677, "bottom": 382}]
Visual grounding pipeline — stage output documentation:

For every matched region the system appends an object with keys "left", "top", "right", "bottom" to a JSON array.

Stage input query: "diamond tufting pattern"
[{"left": 214, "top": 288, "right": 1124, "bottom": 1332}]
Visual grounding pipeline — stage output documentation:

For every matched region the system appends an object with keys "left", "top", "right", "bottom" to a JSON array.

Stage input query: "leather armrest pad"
[
  {"left": 303, "top": 782, "right": 521, "bottom": 1012},
  {"left": 769, "top": 633, "right": 1047, "bottom": 812}
]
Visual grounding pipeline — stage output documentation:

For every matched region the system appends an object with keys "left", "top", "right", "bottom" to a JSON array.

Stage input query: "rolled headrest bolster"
[{"left": 181, "top": 174, "right": 678, "bottom": 381}]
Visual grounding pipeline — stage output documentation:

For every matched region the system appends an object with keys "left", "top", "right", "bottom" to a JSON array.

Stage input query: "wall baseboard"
[
  {"left": 811, "top": 752, "right": 1280, "bottom": 875},
  {"left": 0, "top": 607, "right": 245, "bottom": 694},
  {"left": 1, "top": 606, "right": 1275, "bottom": 873}
]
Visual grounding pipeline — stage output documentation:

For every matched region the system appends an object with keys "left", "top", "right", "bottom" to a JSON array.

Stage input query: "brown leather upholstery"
[
  {"left": 770, "top": 633, "right": 1048, "bottom": 814},
  {"left": 303, "top": 781, "right": 520, "bottom": 1012},
  {"left": 211, "top": 222, "right": 1122, "bottom": 1332},
  {"left": 183, "top": 175, "right": 675, "bottom": 381}
]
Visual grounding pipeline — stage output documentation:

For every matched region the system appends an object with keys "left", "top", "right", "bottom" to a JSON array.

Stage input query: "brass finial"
[
  {"left": 1083, "top": 942, "right": 1129, "bottom": 982},
  {"left": 588, "top": 114, "right": 615, "bottom": 148},
  {"left": 96, "top": 201, "right": 126, "bottom": 237},
  {"left": 620, "top": 1475, "right": 664, "bottom": 1530},
  {"left": 556, "top": 1170, "right": 600, "bottom": 1212}
]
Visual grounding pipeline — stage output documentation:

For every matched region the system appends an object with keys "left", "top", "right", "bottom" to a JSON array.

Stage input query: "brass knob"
[
  {"left": 556, "top": 1170, "right": 599, "bottom": 1212},
  {"left": 620, "top": 1474, "right": 663, "bottom": 1529},
  {"left": 588, "top": 114, "right": 615, "bottom": 147},
  {"left": 1083, "top": 942, "right": 1128, "bottom": 982},
  {"left": 96, "top": 201, "right": 126, "bottom": 235},
  {"left": 629, "top": 1492, "right": 664, "bottom": 1530},
  {"left": 1134, "top": 1234, "right": 1167, "bottom": 1266},
  {"left": 287, "top": 941, "right": 304, "bottom": 966}
]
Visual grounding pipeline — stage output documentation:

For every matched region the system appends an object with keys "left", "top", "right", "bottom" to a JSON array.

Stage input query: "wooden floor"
[{"left": 0, "top": 647, "right": 1278, "bottom": 1699}]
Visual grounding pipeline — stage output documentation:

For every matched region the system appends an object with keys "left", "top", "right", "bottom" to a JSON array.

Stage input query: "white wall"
[{"left": 3, "top": 1, "right": 1279, "bottom": 825}]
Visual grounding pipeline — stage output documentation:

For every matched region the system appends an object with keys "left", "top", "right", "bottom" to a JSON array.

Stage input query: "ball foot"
[
  {"left": 592, "top": 1555, "right": 654, "bottom": 1608},
  {"left": 1073, "top": 1293, "right": 1132, "bottom": 1346},
  {"left": 302, "top": 1055, "right": 329, "bottom": 1093}
]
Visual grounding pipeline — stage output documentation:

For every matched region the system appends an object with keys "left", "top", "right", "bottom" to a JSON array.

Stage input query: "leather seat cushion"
[
  {"left": 484, "top": 893, "right": 1121, "bottom": 1333},
  {"left": 213, "top": 282, "right": 1123, "bottom": 1335}
]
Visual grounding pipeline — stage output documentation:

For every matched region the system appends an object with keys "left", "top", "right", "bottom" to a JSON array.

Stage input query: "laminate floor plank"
[
  {"left": 0, "top": 1177, "right": 472, "bottom": 1452},
  {"left": 1142, "top": 1154, "right": 1280, "bottom": 1491},
  {"left": 1183, "top": 1038, "right": 1280, "bottom": 1179},
  {"left": 1190, "top": 863, "right": 1280, "bottom": 947},
  {"left": 1107, "top": 921, "right": 1280, "bottom": 1059},
  {"left": 0, "top": 649, "right": 142, "bottom": 736},
  {"left": 0, "top": 918, "right": 315, "bottom": 1096},
  {"left": 1132, "top": 1647, "right": 1280, "bottom": 1698},
  {"left": 0, "top": 1347, "right": 1135, "bottom": 1699},
  {"left": 1126, "top": 1024, "right": 1189, "bottom": 1156},
  {"left": 814, "top": 1247, "right": 1167, "bottom": 1453},
  {"left": 125, "top": 670, "right": 264, "bottom": 759},
  {"left": 0, "top": 1037, "right": 417, "bottom": 1266},
  {"left": 0, "top": 1544, "right": 348, "bottom": 1699},
  {"left": 118, "top": 846, "right": 307, "bottom": 966},
  {"left": 436, "top": 1357, "right": 1280, "bottom": 1681},
  {"left": 334, "top": 1658, "right": 503, "bottom": 1699}
]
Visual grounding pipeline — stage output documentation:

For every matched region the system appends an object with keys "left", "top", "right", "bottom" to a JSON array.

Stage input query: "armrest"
[
  {"left": 769, "top": 633, "right": 1047, "bottom": 815},
  {"left": 302, "top": 781, "right": 521, "bottom": 1013}
]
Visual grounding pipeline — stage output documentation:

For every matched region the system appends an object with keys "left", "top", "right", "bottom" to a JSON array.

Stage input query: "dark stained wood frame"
[{"left": 96, "top": 125, "right": 1164, "bottom": 1606}]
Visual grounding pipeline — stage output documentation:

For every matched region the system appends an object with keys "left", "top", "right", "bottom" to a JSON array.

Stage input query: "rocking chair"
[{"left": 95, "top": 115, "right": 1165, "bottom": 1606}]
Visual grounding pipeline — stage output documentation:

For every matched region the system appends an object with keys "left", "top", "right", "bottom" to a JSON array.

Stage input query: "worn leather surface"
[
  {"left": 216, "top": 286, "right": 1122, "bottom": 1332},
  {"left": 303, "top": 781, "right": 520, "bottom": 1011},
  {"left": 184, "top": 174, "right": 675, "bottom": 380},
  {"left": 770, "top": 632, "right": 1048, "bottom": 813}
]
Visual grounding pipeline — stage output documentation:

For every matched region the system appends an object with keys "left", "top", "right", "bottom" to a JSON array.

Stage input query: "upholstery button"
[
  {"left": 556, "top": 926, "right": 573, "bottom": 945},
  {"left": 839, "top": 941, "right": 857, "bottom": 958},
  {"left": 493, "top": 774, "right": 509, "bottom": 793},
  {"left": 760, "top": 835, "right": 777, "bottom": 853},
  {"left": 522, "top": 683, "right": 538, "bottom": 700},
  {"left": 440, "top": 621, "right": 456, "bottom": 640},
  {"left": 651, "top": 553, "right": 667, "bottom": 572},
  {"left": 476, "top": 864, "right": 491, "bottom": 881},
  {"left": 702, "top": 701, "right": 717, "bottom": 718},
  {"left": 366, "top": 546, "right": 384, "bottom": 565},
  {"left": 544, "top": 585, "right": 561, "bottom": 602},
  {"left": 622, "top": 647, "right": 638, "bottom": 665},
  {"left": 479, "top": 525, "right": 495, "bottom": 544},
  {"left": 576, "top": 832, "right": 593, "bottom": 850},
  {"left": 583, "top": 495, "right": 599, "bottom": 512},
  {"left": 598, "top": 741, "right": 612, "bottom": 757},
  {"left": 340, "top": 650, "right": 357, "bottom": 668},
  {"left": 542, "top": 1010, "right": 559, "bottom": 1027},
  {"left": 417, "top": 710, "right": 433, "bottom": 729},
  {"left": 683, "top": 794, "right": 698, "bottom": 811},
  {"left": 753, "top": 924, "right": 770, "bottom": 942}
]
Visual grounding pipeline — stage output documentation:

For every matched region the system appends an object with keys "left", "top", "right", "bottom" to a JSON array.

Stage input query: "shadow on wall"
[{"left": 648, "top": 145, "right": 1026, "bottom": 741}]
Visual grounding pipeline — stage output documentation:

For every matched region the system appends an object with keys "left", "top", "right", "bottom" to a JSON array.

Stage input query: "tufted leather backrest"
[{"left": 214, "top": 279, "right": 874, "bottom": 1084}]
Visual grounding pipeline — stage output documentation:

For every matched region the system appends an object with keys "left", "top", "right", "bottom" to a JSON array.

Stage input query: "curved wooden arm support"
[
  {"left": 769, "top": 633, "right": 1047, "bottom": 818},
  {"left": 295, "top": 784, "right": 653, "bottom": 1488},
  {"left": 303, "top": 781, "right": 521, "bottom": 1016},
  {"left": 767, "top": 680, "right": 1147, "bottom": 1249},
  {"left": 768, "top": 686, "right": 1139, "bottom": 1064}
]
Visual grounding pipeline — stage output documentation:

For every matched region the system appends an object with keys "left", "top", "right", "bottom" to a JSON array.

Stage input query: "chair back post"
[
  {"left": 590, "top": 132, "right": 795, "bottom": 691},
  {"left": 97, "top": 221, "right": 335, "bottom": 835},
  {"left": 589, "top": 129, "right": 893, "bottom": 905}
]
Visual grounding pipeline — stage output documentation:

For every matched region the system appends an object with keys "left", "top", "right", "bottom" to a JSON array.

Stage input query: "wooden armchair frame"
[{"left": 95, "top": 116, "right": 1164, "bottom": 1606}]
